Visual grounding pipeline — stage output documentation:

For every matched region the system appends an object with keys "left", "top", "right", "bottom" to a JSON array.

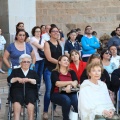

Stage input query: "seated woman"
[
  {"left": 7, "top": 54, "right": 39, "bottom": 120},
  {"left": 51, "top": 55, "right": 78, "bottom": 120},
  {"left": 69, "top": 50, "right": 86, "bottom": 83},
  {"left": 80, "top": 53, "right": 111, "bottom": 90},
  {"left": 79, "top": 63, "right": 115, "bottom": 120}
]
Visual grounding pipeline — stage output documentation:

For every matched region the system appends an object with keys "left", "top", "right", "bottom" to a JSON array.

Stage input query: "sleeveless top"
[{"left": 45, "top": 41, "right": 62, "bottom": 71}]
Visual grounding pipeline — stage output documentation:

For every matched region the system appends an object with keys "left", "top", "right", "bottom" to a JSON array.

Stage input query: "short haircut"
[
  {"left": 19, "top": 54, "right": 32, "bottom": 63},
  {"left": 31, "top": 26, "right": 41, "bottom": 36},
  {"left": 116, "top": 27, "right": 120, "bottom": 31}
]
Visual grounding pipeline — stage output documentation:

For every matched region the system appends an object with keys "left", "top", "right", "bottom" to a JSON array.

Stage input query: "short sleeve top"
[{"left": 6, "top": 42, "right": 33, "bottom": 67}]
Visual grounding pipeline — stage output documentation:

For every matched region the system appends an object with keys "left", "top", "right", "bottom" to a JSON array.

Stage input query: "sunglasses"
[
  {"left": 104, "top": 52, "right": 111, "bottom": 55},
  {"left": 22, "top": 61, "right": 30, "bottom": 63}
]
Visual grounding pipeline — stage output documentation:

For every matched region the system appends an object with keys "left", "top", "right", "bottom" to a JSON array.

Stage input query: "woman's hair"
[
  {"left": 15, "top": 29, "right": 26, "bottom": 41},
  {"left": 16, "top": 22, "right": 24, "bottom": 32},
  {"left": 31, "top": 26, "right": 41, "bottom": 36},
  {"left": 54, "top": 55, "right": 70, "bottom": 72},
  {"left": 19, "top": 54, "right": 32, "bottom": 63},
  {"left": 100, "top": 48, "right": 111, "bottom": 60},
  {"left": 86, "top": 63, "right": 104, "bottom": 78},
  {"left": 87, "top": 53, "right": 102, "bottom": 66},
  {"left": 99, "top": 33, "right": 110, "bottom": 42},
  {"left": 49, "top": 26, "right": 59, "bottom": 34},
  {"left": 69, "top": 50, "right": 81, "bottom": 62}
]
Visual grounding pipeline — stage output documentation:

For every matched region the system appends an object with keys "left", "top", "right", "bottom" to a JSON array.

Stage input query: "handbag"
[
  {"left": 69, "top": 108, "right": 78, "bottom": 120},
  {"left": 38, "top": 38, "right": 45, "bottom": 58}
]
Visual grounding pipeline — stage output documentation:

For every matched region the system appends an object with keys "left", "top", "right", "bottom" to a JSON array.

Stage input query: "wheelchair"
[{"left": 7, "top": 83, "right": 41, "bottom": 120}]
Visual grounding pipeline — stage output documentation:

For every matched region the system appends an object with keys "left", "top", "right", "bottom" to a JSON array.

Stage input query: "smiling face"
[
  {"left": 88, "top": 66, "right": 101, "bottom": 81},
  {"left": 59, "top": 56, "right": 70, "bottom": 68},
  {"left": 70, "top": 51, "right": 79, "bottom": 62},
  {"left": 50, "top": 28, "right": 59, "bottom": 39}
]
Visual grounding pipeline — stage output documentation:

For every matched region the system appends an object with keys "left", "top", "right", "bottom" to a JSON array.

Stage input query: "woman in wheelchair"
[
  {"left": 7, "top": 54, "right": 39, "bottom": 120},
  {"left": 51, "top": 55, "right": 78, "bottom": 120},
  {"left": 79, "top": 63, "right": 116, "bottom": 120}
]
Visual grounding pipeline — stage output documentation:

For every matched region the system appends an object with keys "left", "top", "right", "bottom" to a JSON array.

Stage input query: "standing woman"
[
  {"left": 43, "top": 26, "right": 62, "bottom": 119},
  {"left": 69, "top": 50, "right": 86, "bottom": 83},
  {"left": 3, "top": 29, "right": 36, "bottom": 76},
  {"left": 0, "top": 28, "right": 6, "bottom": 73},
  {"left": 30, "top": 26, "right": 45, "bottom": 93},
  {"left": 40, "top": 25, "right": 46, "bottom": 36}
]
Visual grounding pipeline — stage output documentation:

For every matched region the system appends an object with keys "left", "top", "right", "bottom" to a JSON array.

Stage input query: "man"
[
  {"left": 109, "top": 45, "right": 120, "bottom": 68},
  {"left": 108, "top": 27, "right": 120, "bottom": 55},
  {"left": 81, "top": 25, "right": 100, "bottom": 62},
  {"left": 76, "top": 28, "right": 83, "bottom": 43},
  {"left": 42, "top": 25, "right": 51, "bottom": 41}
]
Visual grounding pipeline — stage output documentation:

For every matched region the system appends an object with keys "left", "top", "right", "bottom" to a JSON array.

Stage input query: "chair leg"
[
  {"left": 116, "top": 89, "right": 120, "bottom": 114},
  {"left": 51, "top": 102, "right": 54, "bottom": 120}
]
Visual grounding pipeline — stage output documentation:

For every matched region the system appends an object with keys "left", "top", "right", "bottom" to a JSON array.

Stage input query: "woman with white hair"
[{"left": 7, "top": 54, "right": 39, "bottom": 120}]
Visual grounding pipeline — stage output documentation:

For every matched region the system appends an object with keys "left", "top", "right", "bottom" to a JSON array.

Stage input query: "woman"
[
  {"left": 0, "top": 28, "right": 6, "bottom": 73},
  {"left": 80, "top": 53, "right": 111, "bottom": 90},
  {"left": 64, "top": 30, "right": 81, "bottom": 57},
  {"left": 43, "top": 26, "right": 62, "bottom": 119},
  {"left": 7, "top": 54, "right": 39, "bottom": 120},
  {"left": 78, "top": 63, "right": 115, "bottom": 120},
  {"left": 40, "top": 25, "right": 46, "bottom": 36},
  {"left": 3, "top": 29, "right": 36, "bottom": 76},
  {"left": 16, "top": 22, "right": 30, "bottom": 42},
  {"left": 101, "top": 49, "right": 117, "bottom": 75},
  {"left": 30, "top": 26, "right": 45, "bottom": 93},
  {"left": 51, "top": 55, "right": 78, "bottom": 120},
  {"left": 69, "top": 50, "right": 86, "bottom": 83}
]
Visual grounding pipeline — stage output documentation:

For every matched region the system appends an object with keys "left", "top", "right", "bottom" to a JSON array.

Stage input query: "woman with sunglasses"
[
  {"left": 3, "top": 29, "right": 36, "bottom": 76},
  {"left": 101, "top": 48, "right": 117, "bottom": 75},
  {"left": 69, "top": 50, "right": 86, "bottom": 83},
  {"left": 80, "top": 53, "right": 111, "bottom": 89}
]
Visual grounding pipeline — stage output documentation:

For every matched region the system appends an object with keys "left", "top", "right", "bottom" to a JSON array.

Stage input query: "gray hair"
[{"left": 19, "top": 54, "right": 32, "bottom": 63}]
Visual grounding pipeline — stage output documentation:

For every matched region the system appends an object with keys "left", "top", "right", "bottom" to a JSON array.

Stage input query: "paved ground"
[{"left": 0, "top": 73, "right": 62, "bottom": 120}]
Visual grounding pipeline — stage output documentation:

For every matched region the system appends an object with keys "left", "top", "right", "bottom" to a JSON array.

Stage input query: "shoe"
[
  {"left": 0, "top": 69, "right": 5, "bottom": 74},
  {"left": 43, "top": 112, "right": 48, "bottom": 120}
]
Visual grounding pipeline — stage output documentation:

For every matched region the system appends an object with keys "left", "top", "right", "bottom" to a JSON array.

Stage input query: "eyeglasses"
[
  {"left": 104, "top": 52, "right": 111, "bottom": 55},
  {"left": 22, "top": 61, "right": 30, "bottom": 63},
  {"left": 18, "top": 34, "right": 25, "bottom": 36},
  {"left": 51, "top": 31, "right": 59, "bottom": 33}
]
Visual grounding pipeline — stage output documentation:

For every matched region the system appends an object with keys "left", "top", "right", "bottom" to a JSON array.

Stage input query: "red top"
[
  {"left": 69, "top": 61, "right": 86, "bottom": 83},
  {"left": 54, "top": 72, "right": 72, "bottom": 93}
]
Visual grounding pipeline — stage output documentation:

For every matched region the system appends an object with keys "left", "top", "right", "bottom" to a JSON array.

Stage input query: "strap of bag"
[{"left": 39, "top": 37, "right": 42, "bottom": 44}]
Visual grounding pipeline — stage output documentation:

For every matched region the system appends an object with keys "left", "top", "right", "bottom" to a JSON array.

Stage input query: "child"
[{"left": 0, "top": 28, "right": 6, "bottom": 73}]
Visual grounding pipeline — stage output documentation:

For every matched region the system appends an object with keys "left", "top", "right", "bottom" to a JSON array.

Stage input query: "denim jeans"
[
  {"left": 43, "top": 68, "right": 52, "bottom": 112},
  {"left": 35, "top": 59, "right": 44, "bottom": 88},
  {"left": 51, "top": 92, "right": 78, "bottom": 120}
]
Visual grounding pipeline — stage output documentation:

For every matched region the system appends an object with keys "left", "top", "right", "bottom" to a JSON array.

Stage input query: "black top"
[
  {"left": 76, "top": 35, "right": 83, "bottom": 43},
  {"left": 111, "top": 68, "right": 120, "bottom": 93},
  {"left": 80, "top": 69, "right": 111, "bottom": 90},
  {"left": 51, "top": 70, "right": 78, "bottom": 95},
  {"left": 45, "top": 41, "right": 62, "bottom": 71}
]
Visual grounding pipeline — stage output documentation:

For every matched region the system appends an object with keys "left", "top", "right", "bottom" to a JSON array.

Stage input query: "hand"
[
  {"left": 17, "top": 78, "right": 24, "bottom": 84},
  {"left": 30, "top": 64, "right": 35, "bottom": 70},
  {"left": 71, "top": 81, "right": 78, "bottom": 88},
  {"left": 108, "top": 109, "right": 114, "bottom": 118},
  {"left": 22, "top": 78, "right": 29, "bottom": 83},
  {"left": 65, "top": 85, "right": 71, "bottom": 93},
  {"left": 8, "top": 68, "right": 12, "bottom": 76},
  {"left": 103, "top": 110, "right": 110, "bottom": 118}
]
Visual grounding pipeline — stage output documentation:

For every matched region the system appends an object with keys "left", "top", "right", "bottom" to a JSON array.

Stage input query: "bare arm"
[
  {"left": 3, "top": 50, "right": 11, "bottom": 68},
  {"left": 44, "top": 42, "right": 58, "bottom": 64},
  {"left": 31, "top": 41, "right": 44, "bottom": 50},
  {"left": 31, "top": 50, "right": 36, "bottom": 64}
]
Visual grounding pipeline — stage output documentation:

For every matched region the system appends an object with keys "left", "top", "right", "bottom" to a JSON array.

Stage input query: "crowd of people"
[{"left": 1, "top": 22, "right": 120, "bottom": 120}]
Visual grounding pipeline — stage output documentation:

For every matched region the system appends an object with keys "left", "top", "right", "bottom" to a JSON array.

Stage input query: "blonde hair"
[
  {"left": 99, "top": 33, "right": 110, "bottom": 42},
  {"left": 53, "top": 55, "right": 70, "bottom": 72}
]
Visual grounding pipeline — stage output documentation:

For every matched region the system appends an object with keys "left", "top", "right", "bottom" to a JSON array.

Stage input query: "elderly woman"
[
  {"left": 7, "top": 54, "right": 39, "bottom": 120},
  {"left": 51, "top": 55, "right": 78, "bottom": 120},
  {"left": 78, "top": 63, "right": 115, "bottom": 120}
]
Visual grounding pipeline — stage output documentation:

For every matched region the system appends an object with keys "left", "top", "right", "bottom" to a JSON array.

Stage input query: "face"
[
  {"left": 116, "top": 28, "right": 120, "bottom": 36},
  {"left": 89, "top": 66, "right": 101, "bottom": 81},
  {"left": 59, "top": 56, "right": 70, "bottom": 68},
  {"left": 35, "top": 28, "right": 41, "bottom": 37},
  {"left": 77, "top": 30, "right": 81, "bottom": 35},
  {"left": 16, "top": 31, "right": 26, "bottom": 42},
  {"left": 103, "top": 50, "right": 111, "bottom": 60},
  {"left": 50, "top": 28, "right": 59, "bottom": 39},
  {"left": 0, "top": 29, "right": 2, "bottom": 35},
  {"left": 20, "top": 57, "right": 31, "bottom": 70},
  {"left": 45, "top": 25, "right": 51, "bottom": 33},
  {"left": 91, "top": 58, "right": 100, "bottom": 64},
  {"left": 69, "top": 32, "right": 77, "bottom": 41},
  {"left": 110, "top": 46, "right": 117, "bottom": 55},
  {"left": 41, "top": 26, "right": 45, "bottom": 33},
  {"left": 18, "top": 24, "right": 24, "bottom": 30},
  {"left": 70, "top": 51, "right": 79, "bottom": 62},
  {"left": 85, "top": 26, "right": 92, "bottom": 34}
]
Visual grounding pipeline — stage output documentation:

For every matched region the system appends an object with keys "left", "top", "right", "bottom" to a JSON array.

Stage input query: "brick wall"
[{"left": 36, "top": 0, "right": 120, "bottom": 37}]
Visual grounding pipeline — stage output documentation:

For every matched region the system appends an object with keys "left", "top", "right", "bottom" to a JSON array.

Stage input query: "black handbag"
[{"left": 38, "top": 38, "right": 45, "bottom": 58}]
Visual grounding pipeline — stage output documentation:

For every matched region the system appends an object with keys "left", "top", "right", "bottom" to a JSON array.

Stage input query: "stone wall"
[{"left": 36, "top": 0, "right": 120, "bottom": 37}]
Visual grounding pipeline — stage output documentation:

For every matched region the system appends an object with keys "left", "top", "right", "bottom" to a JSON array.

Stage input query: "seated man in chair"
[{"left": 7, "top": 54, "right": 39, "bottom": 120}]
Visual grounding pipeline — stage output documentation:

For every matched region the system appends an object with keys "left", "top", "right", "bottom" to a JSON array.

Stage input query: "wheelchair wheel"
[
  {"left": 35, "top": 100, "right": 41, "bottom": 120},
  {"left": 8, "top": 100, "right": 12, "bottom": 120}
]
